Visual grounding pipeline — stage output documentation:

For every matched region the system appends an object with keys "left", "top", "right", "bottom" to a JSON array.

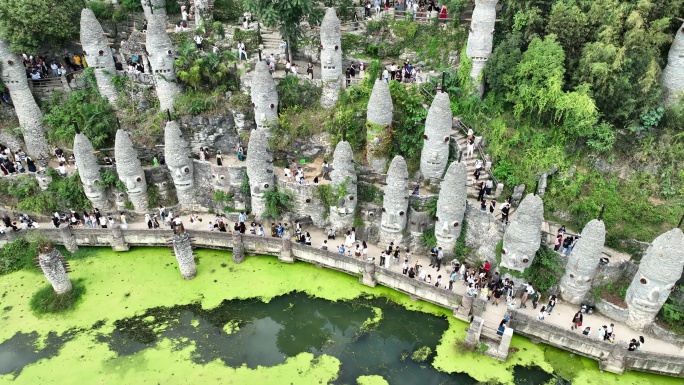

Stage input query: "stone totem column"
[
  {"left": 232, "top": 231, "right": 245, "bottom": 263},
  {"left": 420, "top": 92, "right": 452, "bottom": 180},
  {"left": 366, "top": 79, "right": 394, "bottom": 173},
  {"left": 74, "top": 134, "right": 111, "bottom": 210},
  {"left": 279, "top": 237, "right": 294, "bottom": 263},
  {"left": 662, "top": 23, "right": 684, "bottom": 107},
  {"left": 59, "top": 225, "right": 79, "bottom": 253},
  {"left": 245, "top": 129, "right": 275, "bottom": 218},
  {"left": 435, "top": 161, "right": 467, "bottom": 254},
  {"left": 141, "top": 0, "right": 180, "bottom": 112},
  {"left": 37, "top": 245, "right": 72, "bottom": 294},
  {"left": 559, "top": 219, "right": 606, "bottom": 304},
  {"left": 0, "top": 39, "right": 49, "bottom": 165},
  {"left": 454, "top": 294, "right": 474, "bottom": 322},
  {"left": 115, "top": 129, "right": 148, "bottom": 211},
  {"left": 500, "top": 194, "right": 544, "bottom": 272},
  {"left": 379, "top": 156, "right": 409, "bottom": 245},
  {"left": 320, "top": 7, "right": 342, "bottom": 108},
  {"left": 80, "top": 9, "right": 119, "bottom": 105},
  {"left": 361, "top": 260, "right": 377, "bottom": 287},
  {"left": 251, "top": 61, "right": 279, "bottom": 131},
  {"left": 625, "top": 228, "right": 684, "bottom": 330},
  {"left": 599, "top": 342, "right": 628, "bottom": 375},
  {"left": 329, "top": 141, "right": 357, "bottom": 230},
  {"left": 466, "top": 0, "right": 499, "bottom": 97},
  {"left": 164, "top": 121, "right": 195, "bottom": 206},
  {"left": 172, "top": 223, "right": 197, "bottom": 279},
  {"left": 110, "top": 222, "right": 130, "bottom": 251}
]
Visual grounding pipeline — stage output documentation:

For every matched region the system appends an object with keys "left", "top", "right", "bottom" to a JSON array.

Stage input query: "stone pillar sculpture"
[
  {"left": 245, "top": 129, "right": 274, "bottom": 218},
  {"left": 141, "top": 0, "right": 180, "bottom": 112},
  {"left": 379, "top": 156, "right": 409, "bottom": 245},
  {"left": 500, "top": 194, "right": 544, "bottom": 272},
  {"left": 110, "top": 222, "right": 130, "bottom": 251},
  {"left": 0, "top": 39, "right": 49, "bottom": 165},
  {"left": 251, "top": 61, "right": 279, "bottom": 131},
  {"left": 559, "top": 219, "right": 606, "bottom": 304},
  {"left": 80, "top": 8, "right": 118, "bottom": 105},
  {"left": 420, "top": 92, "right": 452, "bottom": 180},
  {"left": 172, "top": 223, "right": 197, "bottom": 279},
  {"left": 164, "top": 121, "right": 194, "bottom": 206},
  {"left": 74, "top": 134, "right": 111, "bottom": 210},
  {"left": 662, "top": 23, "right": 684, "bottom": 107},
  {"left": 320, "top": 7, "right": 343, "bottom": 108},
  {"left": 361, "top": 260, "right": 377, "bottom": 287},
  {"left": 279, "top": 237, "right": 294, "bottom": 263},
  {"left": 625, "top": 228, "right": 684, "bottom": 330},
  {"left": 115, "top": 129, "right": 148, "bottom": 211},
  {"left": 232, "top": 231, "right": 245, "bottom": 263},
  {"left": 454, "top": 294, "right": 474, "bottom": 322},
  {"left": 329, "top": 141, "right": 357, "bottom": 230},
  {"left": 59, "top": 225, "right": 79, "bottom": 253},
  {"left": 366, "top": 79, "right": 393, "bottom": 173},
  {"left": 37, "top": 244, "right": 72, "bottom": 294},
  {"left": 465, "top": 0, "right": 499, "bottom": 97},
  {"left": 435, "top": 161, "right": 467, "bottom": 254}
]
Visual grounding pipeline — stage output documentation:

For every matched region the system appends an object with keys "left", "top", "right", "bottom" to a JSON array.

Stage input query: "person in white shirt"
[
  {"left": 181, "top": 6, "right": 188, "bottom": 22},
  {"left": 237, "top": 41, "right": 247, "bottom": 61},
  {"left": 194, "top": 35, "right": 204, "bottom": 50},
  {"left": 57, "top": 162, "right": 67, "bottom": 176},
  {"left": 50, "top": 62, "right": 59, "bottom": 77}
]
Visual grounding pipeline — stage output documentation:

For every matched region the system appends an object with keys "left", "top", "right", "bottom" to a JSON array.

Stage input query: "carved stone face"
[
  {"left": 168, "top": 163, "right": 193, "bottom": 191},
  {"left": 123, "top": 173, "right": 146, "bottom": 196},
  {"left": 82, "top": 174, "right": 105, "bottom": 201},
  {"left": 211, "top": 166, "right": 230, "bottom": 190},
  {"left": 435, "top": 218, "right": 460, "bottom": 244},
  {"left": 164, "top": 121, "right": 194, "bottom": 191},
  {"left": 380, "top": 208, "right": 407, "bottom": 234}
]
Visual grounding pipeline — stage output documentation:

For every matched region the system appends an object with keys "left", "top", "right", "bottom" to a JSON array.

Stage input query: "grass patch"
[{"left": 29, "top": 278, "right": 86, "bottom": 315}]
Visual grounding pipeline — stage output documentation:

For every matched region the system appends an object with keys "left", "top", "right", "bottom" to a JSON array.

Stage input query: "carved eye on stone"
[
  {"left": 251, "top": 102, "right": 256, "bottom": 107},
  {"left": 305, "top": 198, "right": 311, "bottom": 203},
  {"left": 522, "top": 258, "right": 529, "bottom": 264},
  {"left": 93, "top": 179, "right": 101, "bottom": 185},
  {"left": 501, "top": 248, "right": 507, "bottom": 255},
  {"left": 118, "top": 192, "right": 126, "bottom": 198},
  {"left": 410, "top": 221, "right": 416, "bottom": 225},
  {"left": 270, "top": 103, "right": 275, "bottom": 109},
  {"left": 7, "top": 60, "right": 14, "bottom": 65},
  {"left": 334, "top": 45, "right": 339, "bottom": 51},
  {"left": 162, "top": 181, "right": 168, "bottom": 187},
  {"left": 399, "top": 211, "right": 405, "bottom": 216},
  {"left": 167, "top": 50, "right": 173, "bottom": 55},
  {"left": 381, "top": 208, "right": 386, "bottom": 212},
  {"left": 319, "top": 45, "right": 323, "bottom": 50},
  {"left": 98, "top": 50, "right": 104, "bottom": 56},
  {"left": 640, "top": 278, "right": 647, "bottom": 284},
  {"left": 220, "top": 175, "right": 225, "bottom": 180},
  {"left": 136, "top": 177, "right": 142, "bottom": 182},
  {"left": 184, "top": 167, "right": 190, "bottom": 174},
  {"left": 452, "top": 222, "right": 459, "bottom": 228},
  {"left": 569, "top": 274, "right": 575, "bottom": 278},
  {"left": 423, "top": 134, "right": 428, "bottom": 140},
  {"left": 369, "top": 212, "right": 375, "bottom": 216},
  {"left": 348, "top": 196, "right": 354, "bottom": 201},
  {"left": 263, "top": 183, "right": 270, "bottom": 189},
  {"left": 443, "top": 136, "right": 450, "bottom": 143},
  {"left": 435, "top": 216, "right": 440, "bottom": 221},
  {"left": 83, "top": 50, "right": 88, "bottom": 56},
  {"left": 212, "top": 175, "right": 217, "bottom": 179}
]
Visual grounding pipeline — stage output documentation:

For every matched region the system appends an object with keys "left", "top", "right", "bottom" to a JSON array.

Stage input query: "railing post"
[
  {"left": 361, "top": 260, "right": 377, "bottom": 287},
  {"left": 109, "top": 223, "right": 130, "bottom": 251},
  {"left": 454, "top": 293, "right": 473, "bottom": 322},
  {"left": 59, "top": 225, "right": 78, "bottom": 253},
  {"left": 279, "top": 237, "right": 294, "bottom": 263},
  {"left": 232, "top": 231, "right": 245, "bottom": 263},
  {"left": 464, "top": 315, "right": 483, "bottom": 348}
]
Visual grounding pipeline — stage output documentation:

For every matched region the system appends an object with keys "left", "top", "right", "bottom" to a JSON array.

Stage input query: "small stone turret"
[
  {"left": 142, "top": 0, "right": 180, "bottom": 111},
  {"left": 329, "top": 141, "right": 357, "bottom": 230},
  {"left": 251, "top": 61, "right": 279, "bottom": 130},
  {"left": 500, "top": 194, "right": 544, "bottom": 272},
  {"left": 172, "top": 223, "right": 197, "bottom": 279},
  {"left": 625, "top": 228, "right": 684, "bottom": 330},
  {"left": 80, "top": 9, "right": 118, "bottom": 105},
  {"left": 0, "top": 39, "right": 49, "bottom": 165},
  {"left": 662, "top": 23, "right": 684, "bottom": 106},
  {"left": 320, "top": 7, "right": 343, "bottom": 108},
  {"left": 245, "top": 129, "right": 275, "bottom": 218},
  {"left": 435, "top": 161, "right": 467, "bottom": 253},
  {"left": 37, "top": 244, "right": 72, "bottom": 294},
  {"left": 115, "top": 129, "right": 148, "bottom": 211},
  {"left": 164, "top": 121, "right": 194, "bottom": 205},
  {"left": 559, "top": 219, "right": 606, "bottom": 304},
  {"left": 366, "top": 79, "right": 393, "bottom": 173},
  {"left": 466, "top": 0, "right": 499, "bottom": 97},
  {"left": 420, "top": 92, "right": 452, "bottom": 180},
  {"left": 74, "top": 134, "right": 111, "bottom": 210},
  {"left": 379, "top": 156, "right": 409, "bottom": 244}
]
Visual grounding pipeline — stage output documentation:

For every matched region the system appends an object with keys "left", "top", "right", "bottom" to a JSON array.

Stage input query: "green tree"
[
  {"left": 484, "top": 33, "right": 523, "bottom": 96},
  {"left": 546, "top": 0, "right": 589, "bottom": 67}
]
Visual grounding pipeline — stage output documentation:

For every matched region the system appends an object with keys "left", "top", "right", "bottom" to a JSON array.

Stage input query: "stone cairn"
[
  {"left": 171, "top": 223, "right": 197, "bottom": 279},
  {"left": 466, "top": 0, "right": 499, "bottom": 97},
  {"left": 559, "top": 219, "right": 606, "bottom": 305},
  {"left": 164, "top": 121, "right": 195, "bottom": 206},
  {"left": 319, "top": 7, "right": 343, "bottom": 108},
  {"left": 74, "top": 133, "right": 111, "bottom": 210},
  {"left": 36, "top": 243, "right": 73, "bottom": 294},
  {"left": 329, "top": 141, "right": 358, "bottom": 231},
  {"left": 435, "top": 161, "right": 468, "bottom": 254},
  {"left": 251, "top": 61, "right": 279, "bottom": 131},
  {"left": 0, "top": 39, "right": 49, "bottom": 165},
  {"left": 662, "top": 22, "right": 684, "bottom": 107},
  {"left": 420, "top": 92, "right": 452, "bottom": 180},
  {"left": 142, "top": 0, "right": 180, "bottom": 111},
  {"left": 500, "top": 193, "right": 544, "bottom": 272},
  {"left": 366, "top": 79, "right": 394, "bottom": 173},
  {"left": 80, "top": 8, "right": 118, "bottom": 105},
  {"left": 115, "top": 129, "right": 149, "bottom": 211},
  {"left": 625, "top": 228, "right": 684, "bottom": 330},
  {"left": 245, "top": 129, "right": 275, "bottom": 218},
  {"left": 379, "top": 155, "right": 409, "bottom": 245}
]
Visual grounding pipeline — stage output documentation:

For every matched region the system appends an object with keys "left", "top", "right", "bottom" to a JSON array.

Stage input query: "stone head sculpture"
[
  {"left": 320, "top": 7, "right": 342, "bottom": 83},
  {"left": 211, "top": 164, "right": 231, "bottom": 192},
  {"left": 251, "top": 61, "right": 279, "bottom": 130},
  {"left": 367, "top": 79, "right": 393, "bottom": 126},
  {"left": 245, "top": 129, "right": 274, "bottom": 217},
  {"left": 329, "top": 141, "right": 357, "bottom": 229},
  {"left": 115, "top": 129, "right": 147, "bottom": 199},
  {"left": 164, "top": 121, "right": 194, "bottom": 191},
  {"left": 559, "top": 219, "right": 606, "bottom": 304},
  {"left": 500, "top": 193, "right": 544, "bottom": 272},
  {"left": 380, "top": 156, "right": 409, "bottom": 242},
  {"left": 80, "top": 8, "right": 118, "bottom": 103},
  {"left": 420, "top": 92, "right": 452, "bottom": 180},
  {"left": 435, "top": 161, "right": 467, "bottom": 249},
  {"left": 74, "top": 133, "right": 109, "bottom": 209}
]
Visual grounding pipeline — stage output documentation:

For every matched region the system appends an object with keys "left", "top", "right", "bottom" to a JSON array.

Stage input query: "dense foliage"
[
  {"left": 0, "top": 238, "right": 35, "bottom": 275},
  {"left": 262, "top": 187, "right": 293, "bottom": 220},
  {"left": 0, "top": 170, "right": 90, "bottom": 214},
  {"left": 522, "top": 246, "right": 564, "bottom": 296},
  {"left": 276, "top": 75, "right": 322, "bottom": 110},
  {"left": 30, "top": 278, "right": 86, "bottom": 315}
]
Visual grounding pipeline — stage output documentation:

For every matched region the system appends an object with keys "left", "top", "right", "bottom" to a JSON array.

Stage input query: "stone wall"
[
  {"left": 178, "top": 113, "right": 238, "bottom": 155},
  {"left": 463, "top": 201, "right": 503, "bottom": 265},
  {"left": 276, "top": 180, "right": 327, "bottom": 228}
]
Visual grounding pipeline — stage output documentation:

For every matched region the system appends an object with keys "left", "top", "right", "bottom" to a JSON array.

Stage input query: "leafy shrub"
[
  {"left": 119, "top": 0, "right": 142, "bottom": 12},
  {"left": 29, "top": 278, "right": 86, "bottom": 315},
  {"left": 87, "top": 1, "right": 114, "bottom": 20},
  {"left": 213, "top": 0, "right": 244, "bottom": 22},
  {"left": 175, "top": 37, "right": 239, "bottom": 91},
  {"left": 276, "top": 75, "right": 321, "bottom": 110},
  {"left": 522, "top": 246, "right": 563, "bottom": 295},
  {"left": 0, "top": 238, "right": 35, "bottom": 275},
  {"left": 262, "top": 187, "right": 293, "bottom": 219},
  {"left": 420, "top": 228, "right": 436, "bottom": 247}
]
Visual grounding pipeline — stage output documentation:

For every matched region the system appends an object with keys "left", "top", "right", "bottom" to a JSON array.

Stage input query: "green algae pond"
[{"left": 0, "top": 247, "right": 680, "bottom": 384}]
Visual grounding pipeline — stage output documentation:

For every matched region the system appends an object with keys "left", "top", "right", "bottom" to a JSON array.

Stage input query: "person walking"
[
  {"left": 571, "top": 310, "right": 583, "bottom": 330},
  {"left": 537, "top": 306, "right": 546, "bottom": 321},
  {"left": 546, "top": 294, "right": 557, "bottom": 315},
  {"left": 435, "top": 247, "right": 444, "bottom": 271}
]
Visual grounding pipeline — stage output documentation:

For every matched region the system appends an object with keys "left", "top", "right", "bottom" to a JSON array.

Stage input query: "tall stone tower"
[
  {"left": 379, "top": 155, "right": 409, "bottom": 245},
  {"left": 625, "top": 228, "right": 684, "bottom": 330},
  {"left": 115, "top": 129, "right": 148, "bottom": 211},
  {"left": 0, "top": 39, "right": 49, "bottom": 165},
  {"left": 80, "top": 8, "right": 118, "bottom": 105},
  {"left": 74, "top": 133, "right": 111, "bottom": 210},
  {"left": 662, "top": 22, "right": 684, "bottom": 107},
  {"left": 164, "top": 121, "right": 195, "bottom": 206},
  {"left": 251, "top": 61, "right": 279, "bottom": 131},
  {"left": 320, "top": 7, "right": 342, "bottom": 108},
  {"left": 420, "top": 92, "right": 452, "bottom": 180},
  {"left": 172, "top": 223, "right": 197, "bottom": 279},
  {"left": 245, "top": 129, "right": 275, "bottom": 218},
  {"left": 435, "top": 161, "right": 467, "bottom": 253},
  {"left": 141, "top": 0, "right": 180, "bottom": 112},
  {"left": 500, "top": 193, "right": 544, "bottom": 272},
  {"left": 37, "top": 244, "right": 72, "bottom": 294},
  {"left": 466, "top": 0, "right": 499, "bottom": 97},
  {"left": 366, "top": 79, "right": 393, "bottom": 173},
  {"left": 559, "top": 219, "right": 606, "bottom": 304},
  {"left": 329, "top": 141, "right": 357, "bottom": 231}
]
